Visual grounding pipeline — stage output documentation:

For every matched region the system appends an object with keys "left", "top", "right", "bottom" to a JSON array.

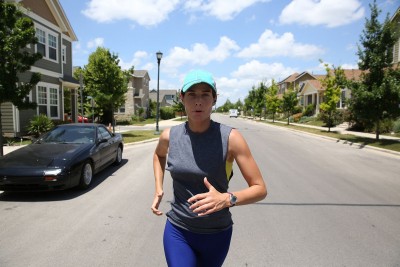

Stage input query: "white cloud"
[
  {"left": 216, "top": 60, "right": 297, "bottom": 104},
  {"left": 82, "top": 0, "right": 180, "bottom": 26},
  {"left": 183, "top": 0, "right": 270, "bottom": 21},
  {"left": 87, "top": 37, "right": 104, "bottom": 49},
  {"left": 118, "top": 50, "right": 149, "bottom": 70},
  {"left": 237, "top": 29, "right": 324, "bottom": 58},
  {"left": 279, "top": 0, "right": 365, "bottom": 28},
  {"left": 163, "top": 36, "right": 240, "bottom": 72}
]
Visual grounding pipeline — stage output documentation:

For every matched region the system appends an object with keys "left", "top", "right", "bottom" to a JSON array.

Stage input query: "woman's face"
[{"left": 182, "top": 83, "right": 216, "bottom": 121}]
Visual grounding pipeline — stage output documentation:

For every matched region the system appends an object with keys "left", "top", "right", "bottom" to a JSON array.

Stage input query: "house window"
[
  {"left": 119, "top": 105, "right": 125, "bottom": 113},
  {"left": 62, "top": 45, "right": 66, "bottom": 64},
  {"left": 37, "top": 83, "right": 59, "bottom": 119},
  {"left": 341, "top": 90, "right": 346, "bottom": 108},
  {"left": 36, "top": 28, "right": 46, "bottom": 57},
  {"left": 35, "top": 25, "right": 58, "bottom": 62},
  {"left": 48, "top": 34, "right": 57, "bottom": 61}
]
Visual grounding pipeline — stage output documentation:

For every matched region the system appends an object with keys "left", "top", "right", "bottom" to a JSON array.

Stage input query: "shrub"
[
  {"left": 26, "top": 114, "right": 54, "bottom": 137},
  {"left": 393, "top": 118, "right": 400, "bottom": 133},
  {"left": 160, "top": 107, "right": 175, "bottom": 120},
  {"left": 292, "top": 113, "right": 303, "bottom": 122},
  {"left": 303, "top": 104, "right": 315, "bottom": 117},
  {"left": 317, "top": 110, "right": 344, "bottom": 127}
]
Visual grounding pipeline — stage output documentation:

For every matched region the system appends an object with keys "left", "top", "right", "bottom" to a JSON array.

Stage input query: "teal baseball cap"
[{"left": 181, "top": 70, "right": 217, "bottom": 93}]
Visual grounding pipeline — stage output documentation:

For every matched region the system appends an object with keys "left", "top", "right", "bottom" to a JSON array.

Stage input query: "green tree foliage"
[
  {"left": 0, "top": 0, "right": 42, "bottom": 155},
  {"left": 348, "top": 1, "right": 400, "bottom": 140},
  {"left": 281, "top": 88, "right": 298, "bottom": 125},
  {"left": 82, "top": 47, "right": 130, "bottom": 125},
  {"left": 172, "top": 92, "right": 185, "bottom": 119},
  {"left": 319, "top": 62, "right": 347, "bottom": 131},
  {"left": 244, "top": 82, "right": 267, "bottom": 118},
  {"left": 265, "top": 80, "right": 281, "bottom": 122}
]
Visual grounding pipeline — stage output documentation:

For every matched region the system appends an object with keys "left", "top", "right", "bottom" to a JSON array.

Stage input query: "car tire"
[
  {"left": 79, "top": 161, "right": 93, "bottom": 189},
  {"left": 114, "top": 146, "right": 123, "bottom": 166}
]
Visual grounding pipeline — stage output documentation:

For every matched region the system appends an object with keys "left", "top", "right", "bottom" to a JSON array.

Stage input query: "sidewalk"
[{"left": 261, "top": 118, "right": 400, "bottom": 141}]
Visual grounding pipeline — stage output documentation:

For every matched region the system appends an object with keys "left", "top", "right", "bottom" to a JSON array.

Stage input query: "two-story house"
[
  {"left": 279, "top": 70, "right": 363, "bottom": 115},
  {"left": 115, "top": 70, "right": 150, "bottom": 120},
  {"left": 1, "top": 0, "right": 79, "bottom": 137},
  {"left": 391, "top": 7, "right": 400, "bottom": 67}
]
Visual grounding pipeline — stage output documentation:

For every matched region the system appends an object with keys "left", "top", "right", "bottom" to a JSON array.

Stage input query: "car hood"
[{"left": 0, "top": 143, "right": 91, "bottom": 169}]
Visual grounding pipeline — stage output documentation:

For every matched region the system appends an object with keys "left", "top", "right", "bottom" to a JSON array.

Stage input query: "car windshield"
[{"left": 39, "top": 126, "right": 95, "bottom": 144}]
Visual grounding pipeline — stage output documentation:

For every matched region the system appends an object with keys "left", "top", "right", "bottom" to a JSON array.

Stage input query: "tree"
[
  {"left": 82, "top": 47, "right": 130, "bottom": 126},
  {"left": 265, "top": 80, "right": 281, "bottom": 122},
  {"left": 319, "top": 62, "right": 347, "bottom": 132},
  {"left": 0, "top": 0, "right": 42, "bottom": 156},
  {"left": 243, "top": 82, "right": 267, "bottom": 119},
  {"left": 281, "top": 88, "right": 298, "bottom": 125},
  {"left": 348, "top": 0, "right": 400, "bottom": 140},
  {"left": 172, "top": 92, "right": 185, "bottom": 119}
]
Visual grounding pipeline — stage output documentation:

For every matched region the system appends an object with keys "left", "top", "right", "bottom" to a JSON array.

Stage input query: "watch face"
[{"left": 230, "top": 194, "right": 237, "bottom": 204}]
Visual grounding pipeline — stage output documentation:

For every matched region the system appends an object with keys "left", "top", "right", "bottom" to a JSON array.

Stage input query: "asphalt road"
[{"left": 0, "top": 114, "right": 399, "bottom": 266}]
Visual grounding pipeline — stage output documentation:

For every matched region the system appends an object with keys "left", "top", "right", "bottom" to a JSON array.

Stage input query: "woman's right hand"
[{"left": 151, "top": 191, "right": 164, "bottom": 216}]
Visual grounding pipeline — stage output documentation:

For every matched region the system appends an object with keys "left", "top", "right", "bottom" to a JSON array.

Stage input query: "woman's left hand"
[{"left": 188, "top": 177, "right": 229, "bottom": 216}]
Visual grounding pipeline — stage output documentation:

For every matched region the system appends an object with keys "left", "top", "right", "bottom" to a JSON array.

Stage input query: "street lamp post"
[{"left": 155, "top": 51, "right": 163, "bottom": 134}]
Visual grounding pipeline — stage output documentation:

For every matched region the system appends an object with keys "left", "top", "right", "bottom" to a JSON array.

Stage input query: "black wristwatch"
[{"left": 228, "top": 192, "right": 237, "bottom": 207}]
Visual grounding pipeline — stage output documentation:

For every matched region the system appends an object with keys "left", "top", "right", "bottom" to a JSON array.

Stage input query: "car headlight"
[{"left": 44, "top": 169, "right": 62, "bottom": 182}]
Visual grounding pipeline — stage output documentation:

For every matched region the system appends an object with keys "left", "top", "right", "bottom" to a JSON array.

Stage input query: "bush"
[
  {"left": 298, "top": 116, "right": 316, "bottom": 123},
  {"left": 26, "top": 114, "right": 54, "bottom": 137},
  {"left": 393, "top": 118, "right": 400, "bottom": 133},
  {"left": 160, "top": 107, "right": 175, "bottom": 120},
  {"left": 303, "top": 104, "right": 315, "bottom": 117},
  {"left": 292, "top": 113, "right": 303, "bottom": 122},
  {"left": 317, "top": 110, "right": 344, "bottom": 127}
]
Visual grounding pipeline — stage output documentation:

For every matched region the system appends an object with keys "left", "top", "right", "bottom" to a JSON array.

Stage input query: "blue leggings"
[{"left": 163, "top": 220, "right": 233, "bottom": 267}]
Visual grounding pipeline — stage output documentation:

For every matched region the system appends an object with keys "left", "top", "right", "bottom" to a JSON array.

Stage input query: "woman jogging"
[{"left": 151, "top": 69, "right": 267, "bottom": 267}]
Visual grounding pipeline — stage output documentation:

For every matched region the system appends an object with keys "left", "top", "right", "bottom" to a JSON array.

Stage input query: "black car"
[{"left": 0, "top": 123, "right": 123, "bottom": 192}]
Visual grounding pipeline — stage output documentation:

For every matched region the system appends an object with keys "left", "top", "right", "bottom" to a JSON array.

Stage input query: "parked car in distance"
[
  {"left": 0, "top": 123, "right": 123, "bottom": 192},
  {"left": 229, "top": 109, "right": 238, "bottom": 118},
  {"left": 78, "top": 115, "right": 89, "bottom": 123}
]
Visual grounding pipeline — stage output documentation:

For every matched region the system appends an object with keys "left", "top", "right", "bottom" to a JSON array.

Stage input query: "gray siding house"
[{"left": 1, "top": 0, "right": 79, "bottom": 137}]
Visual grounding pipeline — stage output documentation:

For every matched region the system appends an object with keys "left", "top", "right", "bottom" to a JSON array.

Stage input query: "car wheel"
[
  {"left": 79, "top": 161, "right": 93, "bottom": 189},
  {"left": 114, "top": 146, "right": 123, "bottom": 166}
]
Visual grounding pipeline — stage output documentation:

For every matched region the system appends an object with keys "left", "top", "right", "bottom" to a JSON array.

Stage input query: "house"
[
  {"left": 149, "top": 89, "right": 178, "bottom": 108},
  {"left": 390, "top": 6, "right": 400, "bottom": 67},
  {"left": 279, "top": 70, "right": 363, "bottom": 115},
  {"left": 1, "top": 0, "right": 79, "bottom": 137},
  {"left": 115, "top": 70, "right": 150, "bottom": 120}
]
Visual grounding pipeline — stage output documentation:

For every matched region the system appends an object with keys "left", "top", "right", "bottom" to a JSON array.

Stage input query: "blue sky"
[{"left": 59, "top": 0, "right": 397, "bottom": 106}]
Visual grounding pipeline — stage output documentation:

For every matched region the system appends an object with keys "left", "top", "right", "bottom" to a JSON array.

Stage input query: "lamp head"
[{"left": 156, "top": 51, "right": 163, "bottom": 62}]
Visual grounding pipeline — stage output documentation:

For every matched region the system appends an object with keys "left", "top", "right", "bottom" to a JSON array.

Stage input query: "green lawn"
[{"left": 121, "top": 130, "right": 160, "bottom": 143}]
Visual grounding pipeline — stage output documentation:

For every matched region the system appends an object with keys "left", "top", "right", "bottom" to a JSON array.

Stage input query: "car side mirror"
[{"left": 98, "top": 138, "right": 108, "bottom": 144}]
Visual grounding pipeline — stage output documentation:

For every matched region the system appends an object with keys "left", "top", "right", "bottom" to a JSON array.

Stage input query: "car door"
[{"left": 96, "top": 126, "right": 115, "bottom": 169}]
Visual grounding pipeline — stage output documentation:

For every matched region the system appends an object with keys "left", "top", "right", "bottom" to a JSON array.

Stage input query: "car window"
[
  {"left": 40, "top": 126, "right": 95, "bottom": 144},
  {"left": 98, "top": 126, "right": 112, "bottom": 140}
]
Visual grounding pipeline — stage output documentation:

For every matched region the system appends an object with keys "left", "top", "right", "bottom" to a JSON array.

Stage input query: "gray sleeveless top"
[{"left": 166, "top": 120, "right": 233, "bottom": 233}]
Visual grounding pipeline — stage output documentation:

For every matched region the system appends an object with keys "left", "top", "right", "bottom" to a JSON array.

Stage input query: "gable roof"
[
  {"left": 20, "top": 0, "right": 77, "bottom": 41},
  {"left": 279, "top": 72, "right": 299, "bottom": 84},
  {"left": 132, "top": 70, "right": 149, "bottom": 79}
]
